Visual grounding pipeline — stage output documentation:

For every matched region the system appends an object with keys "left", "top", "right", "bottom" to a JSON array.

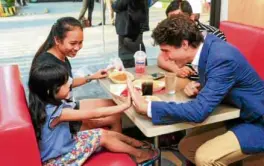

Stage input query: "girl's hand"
[
  {"left": 127, "top": 78, "right": 148, "bottom": 115},
  {"left": 123, "top": 90, "right": 132, "bottom": 109},
  {"left": 91, "top": 69, "right": 108, "bottom": 80}
]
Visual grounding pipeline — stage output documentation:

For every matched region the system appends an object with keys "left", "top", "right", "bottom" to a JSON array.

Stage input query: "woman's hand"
[
  {"left": 127, "top": 78, "right": 148, "bottom": 115},
  {"left": 122, "top": 90, "right": 132, "bottom": 110},
  {"left": 90, "top": 69, "right": 108, "bottom": 80},
  {"left": 184, "top": 81, "right": 201, "bottom": 97}
]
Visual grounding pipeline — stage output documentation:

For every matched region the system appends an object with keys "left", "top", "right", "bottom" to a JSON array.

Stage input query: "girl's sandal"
[{"left": 130, "top": 148, "right": 161, "bottom": 166}]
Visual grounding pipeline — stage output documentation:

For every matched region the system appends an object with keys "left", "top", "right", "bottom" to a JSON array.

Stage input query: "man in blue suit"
[{"left": 127, "top": 14, "right": 264, "bottom": 165}]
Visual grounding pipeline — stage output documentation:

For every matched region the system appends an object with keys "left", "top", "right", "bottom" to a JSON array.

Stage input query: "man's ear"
[{"left": 181, "top": 40, "right": 189, "bottom": 50}]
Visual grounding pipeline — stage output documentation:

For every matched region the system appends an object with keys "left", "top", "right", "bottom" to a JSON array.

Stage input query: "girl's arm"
[
  {"left": 58, "top": 95, "right": 131, "bottom": 122},
  {"left": 72, "top": 69, "right": 107, "bottom": 88}
]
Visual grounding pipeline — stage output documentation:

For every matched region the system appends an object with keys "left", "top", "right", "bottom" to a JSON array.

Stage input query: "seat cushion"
[
  {"left": 220, "top": 21, "right": 264, "bottom": 79},
  {"left": 83, "top": 151, "right": 136, "bottom": 166}
]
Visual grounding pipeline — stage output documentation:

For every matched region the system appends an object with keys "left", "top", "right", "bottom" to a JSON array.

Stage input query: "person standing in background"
[
  {"left": 205, "top": 0, "right": 211, "bottom": 12},
  {"left": 78, "top": 0, "right": 95, "bottom": 27},
  {"left": 102, "top": 0, "right": 115, "bottom": 25},
  {"left": 113, "top": 0, "right": 149, "bottom": 68}
]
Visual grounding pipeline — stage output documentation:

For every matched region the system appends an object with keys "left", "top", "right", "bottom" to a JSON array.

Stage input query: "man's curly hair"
[{"left": 151, "top": 14, "right": 204, "bottom": 48}]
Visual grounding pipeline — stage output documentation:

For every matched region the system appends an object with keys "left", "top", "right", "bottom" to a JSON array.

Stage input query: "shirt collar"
[{"left": 191, "top": 43, "right": 204, "bottom": 67}]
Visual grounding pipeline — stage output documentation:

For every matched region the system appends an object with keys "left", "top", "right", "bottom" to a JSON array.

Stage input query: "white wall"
[{"left": 220, "top": 0, "right": 228, "bottom": 21}]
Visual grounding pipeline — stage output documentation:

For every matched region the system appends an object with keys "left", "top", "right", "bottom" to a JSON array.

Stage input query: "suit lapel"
[{"left": 198, "top": 34, "right": 215, "bottom": 86}]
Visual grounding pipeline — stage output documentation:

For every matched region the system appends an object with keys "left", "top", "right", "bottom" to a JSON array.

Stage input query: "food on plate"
[
  {"left": 112, "top": 72, "right": 127, "bottom": 81},
  {"left": 109, "top": 71, "right": 134, "bottom": 84}
]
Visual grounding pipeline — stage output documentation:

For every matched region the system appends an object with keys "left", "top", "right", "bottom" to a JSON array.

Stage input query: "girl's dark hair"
[
  {"left": 166, "top": 0, "right": 193, "bottom": 17},
  {"left": 32, "top": 17, "right": 82, "bottom": 65},
  {"left": 152, "top": 14, "right": 204, "bottom": 48},
  {"left": 28, "top": 63, "right": 69, "bottom": 141}
]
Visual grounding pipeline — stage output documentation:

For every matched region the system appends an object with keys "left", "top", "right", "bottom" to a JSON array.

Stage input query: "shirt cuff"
[{"left": 147, "top": 102, "right": 152, "bottom": 118}]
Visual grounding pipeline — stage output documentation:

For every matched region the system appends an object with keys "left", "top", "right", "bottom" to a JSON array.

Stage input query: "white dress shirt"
[{"left": 147, "top": 43, "right": 204, "bottom": 118}]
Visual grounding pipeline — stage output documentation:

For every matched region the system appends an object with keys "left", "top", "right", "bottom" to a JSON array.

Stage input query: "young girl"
[
  {"left": 30, "top": 17, "right": 122, "bottom": 134},
  {"left": 28, "top": 63, "right": 159, "bottom": 165}
]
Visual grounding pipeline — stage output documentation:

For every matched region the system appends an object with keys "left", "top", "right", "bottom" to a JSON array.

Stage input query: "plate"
[
  {"left": 133, "top": 79, "right": 165, "bottom": 92},
  {"left": 143, "top": 95, "right": 162, "bottom": 102},
  {"left": 108, "top": 71, "right": 135, "bottom": 84}
]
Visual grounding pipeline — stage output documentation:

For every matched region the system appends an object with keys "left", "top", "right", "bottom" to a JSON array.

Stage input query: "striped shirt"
[{"left": 197, "top": 21, "right": 227, "bottom": 41}]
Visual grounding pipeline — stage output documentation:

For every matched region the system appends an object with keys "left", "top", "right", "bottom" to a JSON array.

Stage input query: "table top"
[{"left": 99, "top": 65, "right": 240, "bottom": 137}]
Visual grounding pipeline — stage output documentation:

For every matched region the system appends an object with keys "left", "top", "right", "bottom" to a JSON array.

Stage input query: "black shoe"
[{"left": 98, "top": 22, "right": 106, "bottom": 26}]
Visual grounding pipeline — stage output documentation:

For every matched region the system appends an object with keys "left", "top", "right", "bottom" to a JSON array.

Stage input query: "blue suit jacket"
[{"left": 151, "top": 34, "right": 264, "bottom": 154}]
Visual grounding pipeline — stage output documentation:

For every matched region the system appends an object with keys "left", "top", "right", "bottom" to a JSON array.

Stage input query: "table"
[{"left": 99, "top": 65, "right": 240, "bottom": 166}]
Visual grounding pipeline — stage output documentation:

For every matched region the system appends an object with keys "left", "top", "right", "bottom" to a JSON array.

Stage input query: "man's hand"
[
  {"left": 127, "top": 78, "right": 148, "bottom": 115},
  {"left": 91, "top": 69, "right": 108, "bottom": 80},
  {"left": 184, "top": 81, "right": 201, "bottom": 97},
  {"left": 176, "top": 66, "right": 196, "bottom": 78}
]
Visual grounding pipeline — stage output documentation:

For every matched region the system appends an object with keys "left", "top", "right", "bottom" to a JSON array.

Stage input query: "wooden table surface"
[{"left": 99, "top": 65, "right": 240, "bottom": 137}]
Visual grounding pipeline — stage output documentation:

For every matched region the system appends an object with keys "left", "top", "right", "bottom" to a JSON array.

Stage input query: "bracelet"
[{"left": 85, "top": 74, "right": 92, "bottom": 83}]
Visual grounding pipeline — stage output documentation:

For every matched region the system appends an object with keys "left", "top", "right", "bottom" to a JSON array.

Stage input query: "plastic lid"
[{"left": 134, "top": 51, "right": 147, "bottom": 59}]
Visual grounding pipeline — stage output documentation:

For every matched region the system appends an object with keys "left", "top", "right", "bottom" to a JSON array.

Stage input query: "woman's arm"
[
  {"left": 72, "top": 76, "right": 91, "bottom": 88},
  {"left": 72, "top": 69, "right": 107, "bottom": 88}
]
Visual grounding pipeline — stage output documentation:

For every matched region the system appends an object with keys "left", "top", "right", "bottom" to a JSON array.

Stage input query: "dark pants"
[
  {"left": 78, "top": 0, "right": 95, "bottom": 23},
  {"left": 118, "top": 34, "right": 146, "bottom": 68}
]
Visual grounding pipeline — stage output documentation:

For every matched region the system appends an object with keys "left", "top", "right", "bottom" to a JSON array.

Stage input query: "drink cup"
[
  {"left": 165, "top": 72, "right": 177, "bottom": 95},
  {"left": 134, "top": 51, "right": 147, "bottom": 74},
  {"left": 142, "top": 80, "right": 153, "bottom": 96}
]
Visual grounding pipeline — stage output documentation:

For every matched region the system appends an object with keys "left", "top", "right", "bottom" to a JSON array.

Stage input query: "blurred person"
[
  {"left": 113, "top": 0, "right": 149, "bottom": 68},
  {"left": 78, "top": 0, "right": 95, "bottom": 27},
  {"left": 16, "top": 0, "right": 26, "bottom": 6},
  {"left": 205, "top": 0, "right": 211, "bottom": 12},
  {"left": 102, "top": 0, "right": 115, "bottom": 25}
]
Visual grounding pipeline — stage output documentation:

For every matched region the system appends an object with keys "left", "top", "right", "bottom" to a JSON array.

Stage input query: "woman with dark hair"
[
  {"left": 28, "top": 63, "right": 160, "bottom": 165},
  {"left": 30, "top": 17, "right": 122, "bottom": 136}
]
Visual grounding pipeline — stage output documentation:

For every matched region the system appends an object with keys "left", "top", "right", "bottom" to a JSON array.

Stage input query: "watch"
[{"left": 85, "top": 74, "right": 92, "bottom": 83}]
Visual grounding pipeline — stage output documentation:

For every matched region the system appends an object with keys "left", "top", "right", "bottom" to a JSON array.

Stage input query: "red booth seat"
[
  {"left": 220, "top": 21, "right": 264, "bottom": 79},
  {"left": 0, "top": 65, "right": 135, "bottom": 166}
]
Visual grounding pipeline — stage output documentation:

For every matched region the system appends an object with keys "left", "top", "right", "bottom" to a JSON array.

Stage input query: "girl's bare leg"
[
  {"left": 100, "top": 130, "right": 156, "bottom": 163},
  {"left": 108, "top": 130, "right": 146, "bottom": 148},
  {"left": 79, "top": 99, "right": 122, "bottom": 132}
]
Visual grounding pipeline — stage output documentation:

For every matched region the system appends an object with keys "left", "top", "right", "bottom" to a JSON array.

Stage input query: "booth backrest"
[
  {"left": 220, "top": 21, "right": 264, "bottom": 79},
  {"left": 0, "top": 65, "right": 42, "bottom": 166}
]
